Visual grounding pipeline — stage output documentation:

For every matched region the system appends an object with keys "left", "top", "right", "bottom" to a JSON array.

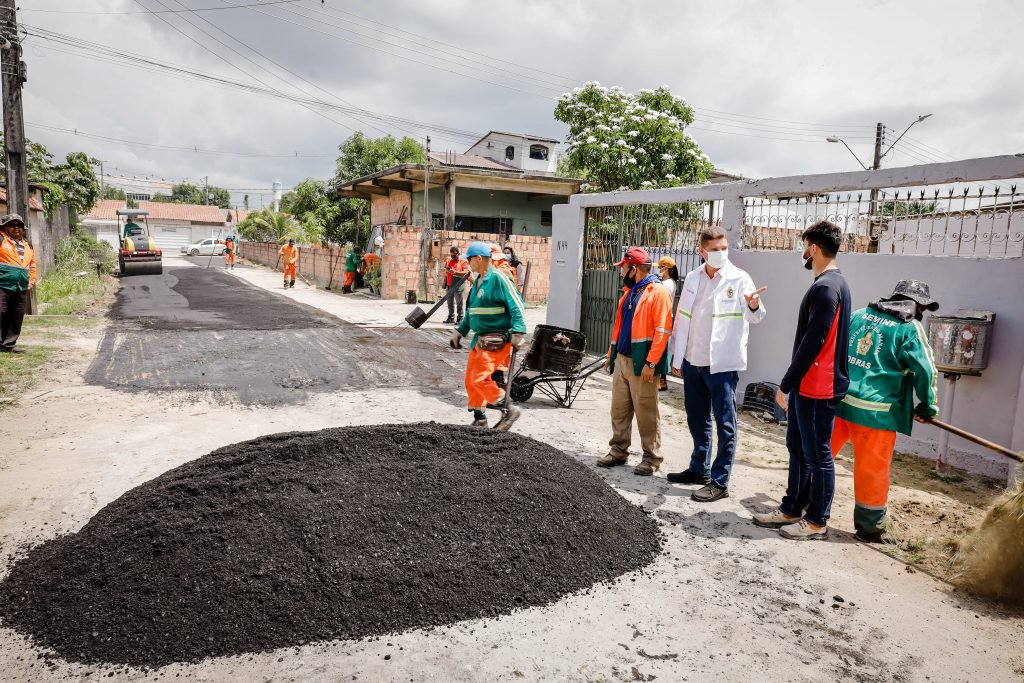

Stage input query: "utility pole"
[
  {"left": 204, "top": 175, "right": 209, "bottom": 205},
  {"left": 1, "top": 0, "right": 29, "bottom": 224},
  {"left": 418, "top": 136, "right": 431, "bottom": 301},
  {"left": 867, "top": 122, "right": 884, "bottom": 253}
]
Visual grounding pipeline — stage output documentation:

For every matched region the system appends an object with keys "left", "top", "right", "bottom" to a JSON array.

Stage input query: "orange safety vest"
[
  {"left": 609, "top": 282, "right": 673, "bottom": 375},
  {"left": 0, "top": 234, "right": 37, "bottom": 292}
]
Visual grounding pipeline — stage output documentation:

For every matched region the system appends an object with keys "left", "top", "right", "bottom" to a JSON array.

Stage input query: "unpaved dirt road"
[{"left": 1, "top": 256, "right": 1021, "bottom": 682}]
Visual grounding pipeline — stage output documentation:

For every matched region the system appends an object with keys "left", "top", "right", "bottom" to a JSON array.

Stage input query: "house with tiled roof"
[{"left": 80, "top": 199, "right": 234, "bottom": 252}]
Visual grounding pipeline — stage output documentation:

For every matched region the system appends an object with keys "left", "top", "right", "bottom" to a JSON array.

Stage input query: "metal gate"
[{"left": 579, "top": 201, "right": 721, "bottom": 354}]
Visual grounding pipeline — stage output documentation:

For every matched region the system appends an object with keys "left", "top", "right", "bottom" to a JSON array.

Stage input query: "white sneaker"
[
  {"left": 751, "top": 509, "right": 800, "bottom": 528},
  {"left": 779, "top": 518, "right": 828, "bottom": 541}
]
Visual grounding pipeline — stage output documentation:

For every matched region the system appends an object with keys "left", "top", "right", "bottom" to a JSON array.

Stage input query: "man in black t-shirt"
[{"left": 753, "top": 221, "right": 852, "bottom": 541}]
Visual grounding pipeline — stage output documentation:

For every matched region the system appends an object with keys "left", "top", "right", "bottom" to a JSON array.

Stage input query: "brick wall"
[
  {"left": 380, "top": 224, "right": 550, "bottom": 304},
  {"left": 240, "top": 229, "right": 552, "bottom": 304},
  {"left": 238, "top": 242, "right": 351, "bottom": 289}
]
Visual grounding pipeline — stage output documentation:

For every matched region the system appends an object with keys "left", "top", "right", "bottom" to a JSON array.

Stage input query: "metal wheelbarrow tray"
[{"left": 509, "top": 324, "right": 608, "bottom": 408}]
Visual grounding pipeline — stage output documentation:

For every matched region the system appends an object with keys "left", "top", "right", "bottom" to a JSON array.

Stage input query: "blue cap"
[{"left": 465, "top": 241, "right": 491, "bottom": 259}]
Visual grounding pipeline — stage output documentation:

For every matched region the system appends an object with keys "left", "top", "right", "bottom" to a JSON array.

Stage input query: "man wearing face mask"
[
  {"left": 830, "top": 279, "right": 940, "bottom": 543},
  {"left": 666, "top": 227, "right": 767, "bottom": 502},
  {"left": 753, "top": 221, "right": 851, "bottom": 540},
  {"left": 597, "top": 247, "right": 674, "bottom": 476}
]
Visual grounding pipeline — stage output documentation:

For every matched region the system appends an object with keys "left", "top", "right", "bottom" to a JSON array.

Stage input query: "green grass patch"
[
  {"left": 36, "top": 227, "right": 117, "bottom": 316},
  {"left": 0, "top": 346, "right": 54, "bottom": 400},
  {"left": 23, "top": 315, "right": 100, "bottom": 330}
]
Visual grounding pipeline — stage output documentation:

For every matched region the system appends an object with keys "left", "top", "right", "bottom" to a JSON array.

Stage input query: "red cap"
[{"left": 615, "top": 247, "right": 652, "bottom": 267}]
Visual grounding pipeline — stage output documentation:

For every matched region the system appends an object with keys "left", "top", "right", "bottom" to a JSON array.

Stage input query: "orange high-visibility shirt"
[
  {"left": 0, "top": 234, "right": 37, "bottom": 291},
  {"left": 279, "top": 244, "right": 299, "bottom": 265}
]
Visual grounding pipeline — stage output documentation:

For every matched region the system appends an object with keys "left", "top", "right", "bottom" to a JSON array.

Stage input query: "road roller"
[{"left": 116, "top": 208, "right": 163, "bottom": 276}]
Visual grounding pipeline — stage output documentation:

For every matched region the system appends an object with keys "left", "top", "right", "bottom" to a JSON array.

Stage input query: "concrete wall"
[
  {"left": 410, "top": 187, "right": 564, "bottom": 237},
  {"left": 31, "top": 205, "right": 70, "bottom": 276},
  {"left": 729, "top": 252, "right": 1024, "bottom": 478},
  {"left": 239, "top": 242, "right": 355, "bottom": 290},
  {"left": 465, "top": 133, "right": 559, "bottom": 174}
]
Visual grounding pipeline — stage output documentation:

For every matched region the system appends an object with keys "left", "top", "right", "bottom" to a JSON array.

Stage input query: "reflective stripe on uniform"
[
  {"left": 472, "top": 307, "right": 506, "bottom": 315},
  {"left": 842, "top": 395, "right": 892, "bottom": 411}
]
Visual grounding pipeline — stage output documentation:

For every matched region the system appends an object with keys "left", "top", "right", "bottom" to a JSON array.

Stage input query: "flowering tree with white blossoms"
[{"left": 554, "top": 82, "right": 713, "bottom": 193}]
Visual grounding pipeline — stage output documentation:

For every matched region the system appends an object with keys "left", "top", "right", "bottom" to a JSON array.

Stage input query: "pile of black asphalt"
[{"left": 0, "top": 423, "right": 662, "bottom": 667}]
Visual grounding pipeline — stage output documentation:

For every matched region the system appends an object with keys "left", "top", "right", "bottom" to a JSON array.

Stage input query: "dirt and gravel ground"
[{"left": 0, "top": 255, "right": 1021, "bottom": 682}]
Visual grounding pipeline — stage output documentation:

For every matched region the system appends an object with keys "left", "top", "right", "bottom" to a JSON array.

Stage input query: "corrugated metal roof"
[{"left": 137, "top": 201, "right": 227, "bottom": 224}]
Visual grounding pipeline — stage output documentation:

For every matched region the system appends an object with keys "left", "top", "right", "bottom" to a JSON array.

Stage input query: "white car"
[{"left": 181, "top": 238, "right": 225, "bottom": 256}]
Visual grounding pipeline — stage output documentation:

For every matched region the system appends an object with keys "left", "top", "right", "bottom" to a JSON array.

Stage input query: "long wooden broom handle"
[{"left": 925, "top": 417, "right": 1023, "bottom": 463}]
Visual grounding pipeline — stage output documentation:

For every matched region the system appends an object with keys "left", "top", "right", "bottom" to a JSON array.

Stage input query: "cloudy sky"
[{"left": 17, "top": 0, "right": 1024, "bottom": 207}]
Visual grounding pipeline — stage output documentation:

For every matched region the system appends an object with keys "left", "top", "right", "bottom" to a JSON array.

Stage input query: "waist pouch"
[{"left": 477, "top": 331, "right": 509, "bottom": 351}]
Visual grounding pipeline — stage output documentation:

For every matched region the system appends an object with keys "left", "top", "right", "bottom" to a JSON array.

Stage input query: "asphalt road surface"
[{"left": 86, "top": 260, "right": 461, "bottom": 405}]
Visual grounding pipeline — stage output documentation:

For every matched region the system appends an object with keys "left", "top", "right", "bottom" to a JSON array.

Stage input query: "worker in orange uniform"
[
  {"left": 279, "top": 238, "right": 298, "bottom": 288},
  {"left": 597, "top": 247, "right": 674, "bottom": 476},
  {"left": 0, "top": 215, "right": 37, "bottom": 354},
  {"left": 451, "top": 241, "right": 527, "bottom": 431},
  {"left": 223, "top": 235, "right": 237, "bottom": 269}
]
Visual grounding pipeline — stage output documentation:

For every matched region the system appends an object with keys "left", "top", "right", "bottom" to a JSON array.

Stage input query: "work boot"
[
  {"left": 444, "top": 315, "right": 455, "bottom": 324},
  {"left": 596, "top": 452, "right": 629, "bottom": 468},
  {"left": 855, "top": 529, "right": 894, "bottom": 544},
  {"left": 456, "top": 315, "right": 463, "bottom": 324},
  {"left": 492, "top": 405, "right": 521, "bottom": 432},
  {"left": 633, "top": 460, "right": 658, "bottom": 476},
  {"left": 289, "top": 280, "right": 296, "bottom": 288},
  {"left": 284, "top": 282, "right": 289, "bottom": 289}
]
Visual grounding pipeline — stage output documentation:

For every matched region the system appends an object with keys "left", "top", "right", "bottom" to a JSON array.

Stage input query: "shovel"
[
  {"left": 924, "top": 417, "right": 1023, "bottom": 463},
  {"left": 404, "top": 275, "right": 467, "bottom": 328}
]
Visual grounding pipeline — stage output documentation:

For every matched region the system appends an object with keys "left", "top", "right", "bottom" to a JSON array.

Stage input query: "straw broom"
[{"left": 952, "top": 482, "right": 1024, "bottom": 605}]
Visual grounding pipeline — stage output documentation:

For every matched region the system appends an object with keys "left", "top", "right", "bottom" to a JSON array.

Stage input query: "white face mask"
[{"left": 704, "top": 249, "right": 729, "bottom": 269}]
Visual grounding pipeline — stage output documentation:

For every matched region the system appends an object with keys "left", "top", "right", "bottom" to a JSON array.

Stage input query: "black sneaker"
[
  {"left": 692, "top": 482, "right": 729, "bottom": 502},
  {"left": 444, "top": 316, "right": 455, "bottom": 324},
  {"left": 666, "top": 470, "right": 711, "bottom": 485}
]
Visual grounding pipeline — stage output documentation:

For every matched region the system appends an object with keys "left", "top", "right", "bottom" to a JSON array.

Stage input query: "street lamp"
[
  {"left": 825, "top": 136, "right": 869, "bottom": 170},
  {"left": 880, "top": 113, "right": 933, "bottom": 163}
]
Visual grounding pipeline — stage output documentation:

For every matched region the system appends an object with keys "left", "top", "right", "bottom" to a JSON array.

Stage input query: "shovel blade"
[{"left": 405, "top": 306, "right": 429, "bottom": 328}]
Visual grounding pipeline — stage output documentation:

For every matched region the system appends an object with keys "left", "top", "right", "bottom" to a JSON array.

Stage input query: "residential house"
[{"left": 337, "top": 134, "right": 582, "bottom": 303}]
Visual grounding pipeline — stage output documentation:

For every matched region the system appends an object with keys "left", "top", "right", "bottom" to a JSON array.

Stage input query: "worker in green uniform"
[
  {"left": 343, "top": 246, "right": 363, "bottom": 293},
  {"left": 451, "top": 241, "right": 528, "bottom": 431}
]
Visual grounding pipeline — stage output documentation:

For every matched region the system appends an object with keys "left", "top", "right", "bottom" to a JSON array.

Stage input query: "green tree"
[
  {"left": 335, "top": 132, "right": 425, "bottom": 182},
  {"left": 237, "top": 209, "right": 309, "bottom": 244},
  {"left": 554, "top": 82, "right": 713, "bottom": 192},
  {"left": 100, "top": 186, "right": 126, "bottom": 201},
  {"left": 151, "top": 181, "right": 231, "bottom": 209},
  {"left": 50, "top": 152, "right": 101, "bottom": 220},
  {"left": 880, "top": 199, "right": 938, "bottom": 217}
]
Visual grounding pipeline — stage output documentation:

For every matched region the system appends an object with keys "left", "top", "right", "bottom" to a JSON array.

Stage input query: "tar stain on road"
[{"left": 87, "top": 265, "right": 462, "bottom": 404}]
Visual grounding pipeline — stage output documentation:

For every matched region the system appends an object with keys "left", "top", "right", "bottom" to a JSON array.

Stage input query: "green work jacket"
[{"left": 456, "top": 267, "right": 527, "bottom": 349}]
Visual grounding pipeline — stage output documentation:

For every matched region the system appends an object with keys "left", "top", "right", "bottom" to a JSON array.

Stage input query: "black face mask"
[
  {"left": 801, "top": 248, "right": 813, "bottom": 271},
  {"left": 915, "top": 308, "right": 925, "bottom": 321},
  {"left": 623, "top": 266, "right": 638, "bottom": 288}
]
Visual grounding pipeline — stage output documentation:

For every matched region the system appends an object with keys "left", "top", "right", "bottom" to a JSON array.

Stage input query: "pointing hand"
[{"left": 745, "top": 286, "right": 767, "bottom": 310}]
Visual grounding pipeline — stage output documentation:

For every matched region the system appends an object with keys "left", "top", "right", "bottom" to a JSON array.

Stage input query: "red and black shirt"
[{"left": 779, "top": 269, "right": 852, "bottom": 401}]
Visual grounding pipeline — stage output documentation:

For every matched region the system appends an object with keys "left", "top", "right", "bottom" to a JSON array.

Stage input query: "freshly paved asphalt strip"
[{"left": 87, "top": 261, "right": 462, "bottom": 405}]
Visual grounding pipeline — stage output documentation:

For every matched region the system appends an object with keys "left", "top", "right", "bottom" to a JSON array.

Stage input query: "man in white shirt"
[{"left": 667, "top": 226, "right": 767, "bottom": 502}]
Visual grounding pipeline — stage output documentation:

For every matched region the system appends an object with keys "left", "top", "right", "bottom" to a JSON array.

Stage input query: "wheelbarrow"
[{"left": 509, "top": 324, "right": 608, "bottom": 408}]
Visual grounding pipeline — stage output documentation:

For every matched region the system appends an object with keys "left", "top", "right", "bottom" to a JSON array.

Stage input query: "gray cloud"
[{"left": 18, "top": 0, "right": 1024, "bottom": 205}]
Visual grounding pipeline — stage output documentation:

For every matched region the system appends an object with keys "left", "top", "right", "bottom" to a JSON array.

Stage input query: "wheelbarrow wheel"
[{"left": 510, "top": 375, "right": 534, "bottom": 403}]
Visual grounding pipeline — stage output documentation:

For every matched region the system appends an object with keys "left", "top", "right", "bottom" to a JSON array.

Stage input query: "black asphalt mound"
[{"left": 0, "top": 423, "right": 661, "bottom": 667}]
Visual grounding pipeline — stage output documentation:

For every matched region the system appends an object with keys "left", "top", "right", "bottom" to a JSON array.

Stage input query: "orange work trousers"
[
  {"left": 465, "top": 343, "right": 512, "bottom": 410},
  {"left": 344, "top": 271, "right": 356, "bottom": 287},
  {"left": 283, "top": 263, "right": 297, "bottom": 281},
  {"left": 830, "top": 417, "right": 897, "bottom": 534},
  {"left": 224, "top": 251, "right": 235, "bottom": 266}
]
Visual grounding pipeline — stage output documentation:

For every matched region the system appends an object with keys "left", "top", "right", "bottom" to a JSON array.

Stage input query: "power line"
[
  {"left": 21, "top": 0, "right": 306, "bottom": 15},
  {"left": 28, "top": 122, "right": 336, "bottom": 157}
]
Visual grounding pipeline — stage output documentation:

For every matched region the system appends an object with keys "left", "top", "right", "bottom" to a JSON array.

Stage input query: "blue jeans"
[
  {"left": 682, "top": 360, "right": 739, "bottom": 487},
  {"left": 780, "top": 392, "right": 838, "bottom": 527}
]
